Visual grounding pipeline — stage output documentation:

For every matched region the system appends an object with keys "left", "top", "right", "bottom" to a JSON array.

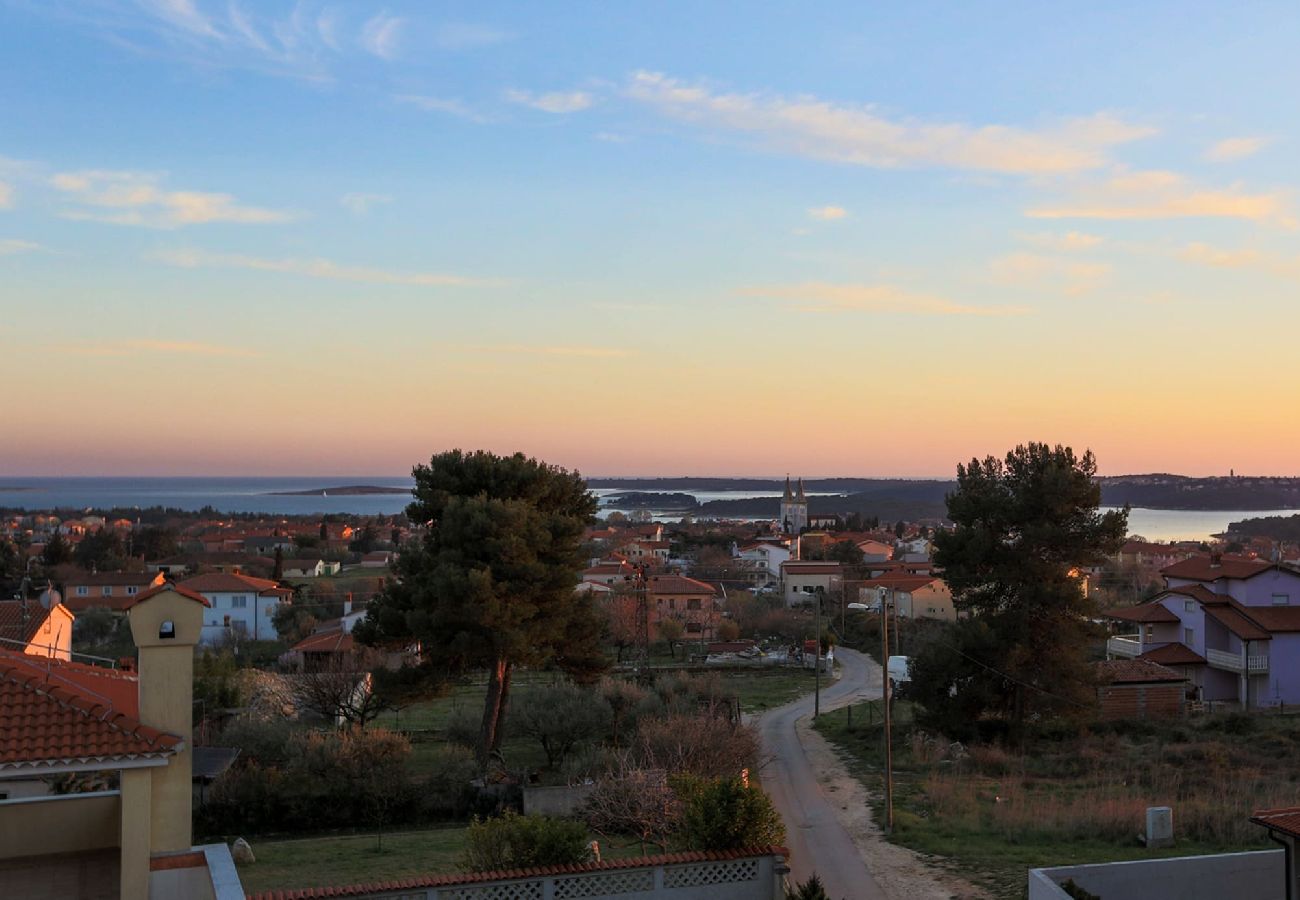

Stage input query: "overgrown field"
[{"left": 816, "top": 705, "right": 1299, "bottom": 898}]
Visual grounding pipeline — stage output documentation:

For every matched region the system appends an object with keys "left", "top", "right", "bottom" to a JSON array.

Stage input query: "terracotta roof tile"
[
  {"left": 1252, "top": 808, "right": 1300, "bottom": 840},
  {"left": 1095, "top": 658, "right": 1187, "bottom": 685},
  {"left": 0, "top": 601, "right": 53, "bottom": 645},
  {"left": 0, "top": 648, "right": 180, "bottom": 769},
  {"left": 180, "top": 572, "right": 293, "bottom": 597},
  {"left": 1138, "top": 643, "right": 1206, "bottom": 666},
  {"left": 291, "top": 629, "right": 354, "bottom": 654},
  {"left": 1103, "top": 602, "right": 1180, "bottom": 624},
  {"left": 1162, "top": 555, "right": 1274, "bottom": 582}
]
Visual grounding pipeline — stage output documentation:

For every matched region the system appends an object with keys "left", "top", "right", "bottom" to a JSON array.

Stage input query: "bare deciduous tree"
[{"left": 583, "top": 758, "right": 680, "bottom": 853}]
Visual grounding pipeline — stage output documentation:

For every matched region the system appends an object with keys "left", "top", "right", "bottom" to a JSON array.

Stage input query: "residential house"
[
  {"left": 734, "top": 540, "right": 791, "bottom": 586},
  {"left": 0, "top": 583, "right": 245, "bottom": 899},
  {"left": 282, "top": 556, "right": 330, "bottom": 577},
  {"left": 646, "top": 574, "right": 720, "bottom": 638},
  {"left": 360, "top": 550, "right": 394, "bottom": 568},
  {"left": 856, "top": 539, "right": 894, "bottom": 563},
  {"left": 858, "top": 574, "right": 957, "bottom": 621},
  {"left": 616, "top": 539, "right": 671, "bottom": 567},
  {"left": 179, "top": 572, "right": 293, "bottom": 644},
  {"left": 243, "top": 535, "right": 296, "bottom": 556},
  {"left": 780, "top": 560, "right": 843, "bottom": 607},
  {"left": 0, "top": 599, "right": 75, "bottom": 660},
  {"left": 63, "top": 571, "right": 166, "bottom": 614},
  {"left": 581, "top": 560, "right": 637, "bottom": 587},
  {"left": 896, "top": 537, "right": 933, "bottom": 562},
  {"left": 1104, "top": 554, "right": 1300, "bottom": 708}
]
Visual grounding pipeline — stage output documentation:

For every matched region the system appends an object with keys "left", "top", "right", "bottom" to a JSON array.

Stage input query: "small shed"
[{"left": 1095, "top": 658, "right": 1186, "bottom": 720}]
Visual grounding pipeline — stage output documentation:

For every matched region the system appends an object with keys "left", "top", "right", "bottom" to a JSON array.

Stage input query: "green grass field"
[
  {"left": 237, "top": 823, "right": 653, "bottom": 895},
  {"left": 814, "top": 703, "right": 1283, "bottom": 899}
]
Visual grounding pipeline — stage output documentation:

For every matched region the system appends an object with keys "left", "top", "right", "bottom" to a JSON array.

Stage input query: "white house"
[
  {"left": 734, "top": 541, "right": 791, "bottom": 586},
  {"left": 179, "top": 572, "right": 293, "bottom": 643},
  {"left": 780, "top": 561, "right": 843, "bottom": 607}
]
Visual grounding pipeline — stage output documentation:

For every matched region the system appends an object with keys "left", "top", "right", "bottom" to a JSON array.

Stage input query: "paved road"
[{"left": 758, "top": 647, "right": 885, "bottom": 900}]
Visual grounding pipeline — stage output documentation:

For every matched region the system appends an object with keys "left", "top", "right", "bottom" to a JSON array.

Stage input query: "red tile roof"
[
  {"left": 1251, "top": 808, "right": 1300, "bottom": 839},
  {"left": 63, "top": 572, "right": 162, "bottom": 588},
  {"left": 1139, "top": 643, "right": 1206, "bottom": 666},
  {"left": 1229, "top": 605, "right": 1300, "bottom": 634},
  {"left": 0, "top": 601, "right": 53, "bottom": 646},
  {"left": 180, "top": 572, "right": 293, "bottom": 597},
  {"left": 1103, "top": 602, "right": 1180, "bottom": 624},
  {"left": 646, "top": 575, "right": 716, "bottom": 595},
  {"left": 1201, "top": 601, "right": 1272, "bottom": 641},
  {"left": 127, "top": 582, "right": 211, "bottom": 608},
  {"left": 1162, "top": 555, "right": 1274, "bottom": 582},
  {"left": 1162, "top": 584, "right": 1222, "bottom": 604},
  {"left": 1095, "top": 658, "right": 1187, "bottom": 685},
  {"left": 0, "top": 649, "right": 179, "bottom": 770},
  {"left": 244, "top": 847, "right": 790, "bottom": 900},
  {"left": 780, "top": 562, "right": 843, "bottom": 574},
  {"left": 291, "top": 629, "right": 355, "bottom": 654}
]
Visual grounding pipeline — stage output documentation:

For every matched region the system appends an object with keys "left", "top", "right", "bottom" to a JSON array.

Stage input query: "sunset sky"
[{"left": 2, "top": 2, "right": 1298, "bottom": 477}]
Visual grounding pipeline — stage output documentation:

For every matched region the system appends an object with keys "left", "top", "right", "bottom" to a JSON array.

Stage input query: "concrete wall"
[
  {"left": 0, "top": 791, "right": 120, "bottom": 859},
  {"left": 521, "top": 783, "right": 595, "bottom": 817},
  {"left": 1028, "top": 849, "right": 1283, "bottom": 900}
]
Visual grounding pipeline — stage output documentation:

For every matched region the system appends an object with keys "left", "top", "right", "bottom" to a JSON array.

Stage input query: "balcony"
[
  {"left": 1107, "top": 635, "right": 1142, "bottom": 658},
  {"left": 1205, "top": 648, "right": 1269, "bottom": 674}
]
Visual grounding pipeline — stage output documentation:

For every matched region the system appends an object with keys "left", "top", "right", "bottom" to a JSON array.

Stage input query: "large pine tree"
[
  {"left": 355, "top": 450, "right": 602, "bottom": 765},
  {"left": 928, "top": 443, "right": 1128, "bottom": 732}
]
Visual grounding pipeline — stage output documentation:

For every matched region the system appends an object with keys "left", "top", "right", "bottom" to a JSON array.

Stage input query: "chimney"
[
  {"left": 343, "top": 592, "right": 353, "bottom": 616},
  {"left": 126, "top": 582, "right": 203, "bottom": 854}
]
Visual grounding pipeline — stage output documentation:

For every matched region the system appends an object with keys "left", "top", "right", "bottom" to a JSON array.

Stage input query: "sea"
[{"left": 0, "top": 478, "right": 1293, "bottom": 542}]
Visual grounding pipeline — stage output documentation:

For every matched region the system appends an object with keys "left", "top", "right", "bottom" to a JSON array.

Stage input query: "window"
[
  {"left": 230, "top": 595, "right": 248, "bottom": 609},
  {"left": 1185, "top": 600, "right": 1195, "bottom": 612},
  {"left": 126, "top": 586, "right": 138, "bottom": 596},
  {"left": 1273, "top": 594, "right": 1290, "bottom": 606},
  {"left": 102, "top": 586, "right": 112, "bottom": 596},
  {"left": 76, "top": 586, "right": 88, "bottom": 596},
  {"left": 687, "top": 599, "right": 701, "bottom": 611},
  {"left": 668, "top": 599, "right": 676, "bottom": 610},
  {"left": 1184, "top": 627, "right": 1195, "bottom": 646}
]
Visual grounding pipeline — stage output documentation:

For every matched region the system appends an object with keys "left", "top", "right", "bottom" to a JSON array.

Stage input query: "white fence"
[{"left": 248, "top": 850, "right": 787, "bottom": 900}]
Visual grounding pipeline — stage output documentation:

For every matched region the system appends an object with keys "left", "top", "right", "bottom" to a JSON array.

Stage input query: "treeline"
[{"left": 1228, "top": 514, "right": 1300, "bottom": 542}]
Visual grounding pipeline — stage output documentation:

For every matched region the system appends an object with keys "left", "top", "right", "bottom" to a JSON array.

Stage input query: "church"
[{"left": 780, "top": 475, "right": 808, "bottom": 535}]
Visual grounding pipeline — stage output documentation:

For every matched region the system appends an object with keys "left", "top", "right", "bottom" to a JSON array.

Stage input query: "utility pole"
[
  {"left": 633, "top": 563, "right": 650, "bottom": 679},
  {"left": 880, "top": 587, "right": 894, "bottom": 833},
  {"left": 814, "top": 586, "right": 823, "bottom": 718}
]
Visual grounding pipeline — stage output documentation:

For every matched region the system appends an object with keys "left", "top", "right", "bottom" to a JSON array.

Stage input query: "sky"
[{"left": 1, "top": 1, "right": 1298, "bottom": 478}]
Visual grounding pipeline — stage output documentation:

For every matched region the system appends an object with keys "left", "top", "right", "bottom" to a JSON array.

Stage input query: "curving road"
[{"left": 758, "top": 647, "right": 885, "bottom": 900}]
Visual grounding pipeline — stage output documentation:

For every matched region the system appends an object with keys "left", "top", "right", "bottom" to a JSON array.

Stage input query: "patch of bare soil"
[{"left": 796, "top": 718, "right": 990, "bottom": 900}]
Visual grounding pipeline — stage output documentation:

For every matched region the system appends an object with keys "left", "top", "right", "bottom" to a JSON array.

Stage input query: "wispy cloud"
[
  {"left": 0, "top": 239, "right": 45, "bottom": 255},
  {"left": 468, "top": 344, "right": 633, "bottom": 358},
  {"left": 141, "top": 0, "right": 220, "bottom": 39},
  {"left": 395, "top": 94, "right": 491, "bottom": 123},
  {"left": 739, "top": 282, "right": 1031, "bottom": 316},
  {"left": 808, "top": 205, "right": 848, "bottom": 221},
  {"left": 340, "top": 192, "right": 391, "bottom": 215},
  {"left": 1179, "top": 242, "right": 1300, "bottom": 280},
  {"left": 626, "top": 71, "right": 1153, "bottom": 175},
  {"left": 1205, "top": 136, "right": 1269, "bottom": 163},
  {"left": 58, "top": 338, "right": 259, "bottom": 358},
  {"left": 1026, "top": 169, "right": 1295, "bottom": 228},
  {"left": 988, "top": 252, "right": 1111, "bottom": 296},
  {"left": 52, "top": 170, "right": 292, "bottom": 228},
  {"left": 151, "top": 247, "right": 498, "bottom": 287},
  {"left": 0, "top": 182, "right": 12, "bottom": 209},
  {"left": 434, "top": 23, "right": 512, "bottom": 50},
  {"left": 1017, "top": 230, "right": 1104, "bottom": 251},
  {"left": 360, "top": 12, "right": 404, "bottom": 60},
  {"left": 505, "top": 89, "right": 594, "bottom": 114}
]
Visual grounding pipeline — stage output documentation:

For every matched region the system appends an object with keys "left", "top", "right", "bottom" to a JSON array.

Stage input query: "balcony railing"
[
  {"left": 1107, "top": 636, "right": 1142, "bottom": 658},
  {"left": 1205, "top": 648, "right": 1269, "bottom": 673}
]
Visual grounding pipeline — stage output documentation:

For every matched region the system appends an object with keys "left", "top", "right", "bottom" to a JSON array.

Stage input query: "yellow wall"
[{"left": 0, "top": 792, "right": 120, "bottom": 859}]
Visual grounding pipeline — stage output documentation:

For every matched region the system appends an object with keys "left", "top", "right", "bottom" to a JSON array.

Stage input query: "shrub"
[
  {"left": 787, "top": 874, "right": 839, "bottom": 900},
  {"left": 679, "top": 776, "right": 785, "bottom": 851},
  {"left": 461, "top": 811, "right": 591, "bottom": 872},
  {"left": 510, "top": 682, "right": 612, "bottom": 770},
  {"left": 583, "top": 764, "right": 680, "bottom": 852},
  {"left": 635, "top": 711, "right": 759, "bottom": 778},
  {"left": 444, "top": 704, "right": 482, "bottom": 748}
]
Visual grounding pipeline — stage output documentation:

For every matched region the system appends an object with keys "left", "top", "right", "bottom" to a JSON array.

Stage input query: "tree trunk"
[
  {"left": 490, "top": 660, "right": 513, "bottom": 754},
  {"left": 478, "top": 656, "right": 510, "bottom": 766}
]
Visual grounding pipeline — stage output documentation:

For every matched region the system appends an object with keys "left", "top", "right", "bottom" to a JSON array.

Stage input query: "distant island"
[
  {"left": 591, "top": 474, "right": 1300, "bottom": 521},
  {"left": 268, "top": 485, "right": 412, "bottom": 496}
]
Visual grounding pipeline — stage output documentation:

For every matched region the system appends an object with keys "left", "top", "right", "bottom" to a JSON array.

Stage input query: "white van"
[{"left": 886, "top": 655, "right": 912, "bottom": 695}]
